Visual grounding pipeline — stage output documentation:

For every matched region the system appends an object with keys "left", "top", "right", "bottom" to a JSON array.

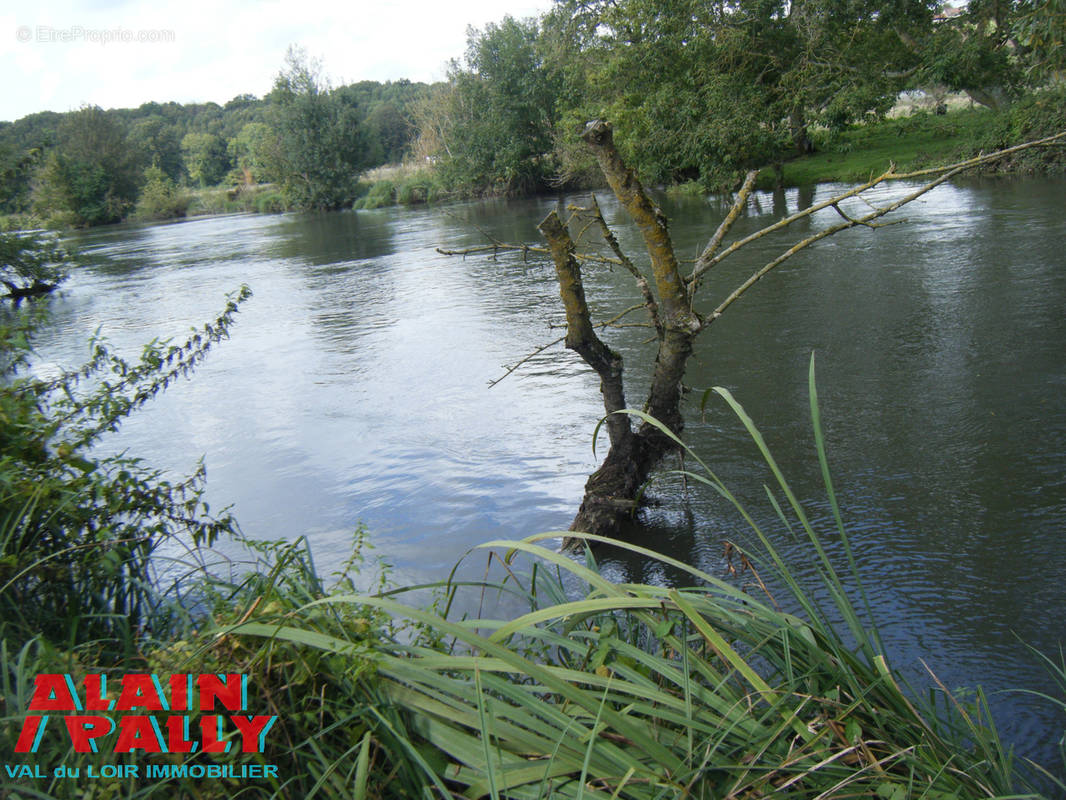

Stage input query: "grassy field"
[
  {"left": 778, "top": 108, "right": 996, "bottom": 186},
  {"left": 777, "top": 86, "right": 1066, "bottom": 187}
]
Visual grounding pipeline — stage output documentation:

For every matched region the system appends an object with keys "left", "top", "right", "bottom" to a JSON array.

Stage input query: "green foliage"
[
  {"left": 354, "top": 179, "right": 395, "bottom": 209},
  {"left": 1013, "top": 0, "right": 1066, "bottom": 80},
  {"left": 539, "top": 0, "right": 929, "bottom": 190},
  {"left": 426, "top": 16, "right": 564, "bottom": 195},
  {"left": 395, "top": 169, "right": 445, "bottom": 205},
  {"left": 130, "top": 115, "right": 185, "bottom": 183},
  {"left": 964, "top": 85, "right": 1066, "bottom": 172},
  {"left": 228, "top": 121, "right": 281, "bottom": 184},
  {"left": 133, "top": 164, "right": 190, "bottom": 220},
  {"left": 32, "top": 106, "right": 145, "bottom": 227},
  {"left": 0, "top": 141, "right": 44, "bottom": 216},
  {"left": 269, "top": 47, "right": 368, "bottom": 210},
  {"left": 781, "top": 99, "right": 1066, "bottom": 187},
  {"left": 0, "top": 230, "right": 71, "bottom": 297},
  {"left": 353, "top": 169, "right": 447, "bottom": 209},
  {"left": 181, "top": 131, "right": 231, "bottom": 187},
  {"left": 0, "top": 249, "right": 251, "bottom": 648},
  {"left": 363, "top": 102, "right": 413, "bottom": 165},
  {"left": 253, "top": 189, "right": 287, "bottom": 213}
]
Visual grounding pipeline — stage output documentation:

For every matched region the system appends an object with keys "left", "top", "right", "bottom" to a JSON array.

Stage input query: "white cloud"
[{"left": 2, "top": 0, "right": 554, "bottom": 121}]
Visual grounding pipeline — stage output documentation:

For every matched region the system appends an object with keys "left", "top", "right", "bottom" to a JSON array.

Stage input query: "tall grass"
[
  {"left": 2, "top": 358, "right": 1059, "bottom": 798},
  {"left": 215, "top": 358, "right": 1050, "bottom": 798}
]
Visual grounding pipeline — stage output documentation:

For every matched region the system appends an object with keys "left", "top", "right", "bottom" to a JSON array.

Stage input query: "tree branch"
[
  {"left": 689, "top": 169, "right": 759, "bottom": 290},
  {"left": 699, "top": 134, "right": 1066, "bottom": 327},
  {"left": 435, "top": 242, "right": 623, "bottom": 270},
  {"left": 581, "top": 120, "right": 699, "bottom": 334},
  {"left": 538, "top": 210, "right": 633, "bottom": 450},
  {"left": 688, "top": 170, "right": 891, "bottom": 285},
  {"left": 573, "top": 195, "right": 663, "bottom": 338},
  {"left": 487, "top": 303, "right": 645, "bottom": 388},
  {"left": 689, "top": 128, "right": 1066, "bottom": 293}
]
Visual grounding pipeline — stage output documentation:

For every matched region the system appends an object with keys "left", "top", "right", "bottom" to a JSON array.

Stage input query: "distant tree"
[
  {"left": 0, "top": 143, "right": 43, "bottom": 214},
  {"left": 182, "top": 131, "right": 231, "bottom": 187},
  {"left": 229, "top": 121, "right": 281, "bottom": 184},
  {"left": 269, "top": 46, "right": 367, "bottom": 210},
  {"left": 32, "top": 105, "right": 144, "bottom": 226},
  {"left": 422, "top": 16, "right": 563, "bottom": 194},
  {"left": 546, "top": 0, "right": 932, "bottom": 187},
  {"left": 131, "top": 115, "right": 185, "bottom": 182},
  {"left": 364, "top": 103, "right": 413, "bottom": 165},
  {"left": 913, "top": 0, "right": 1066, "bottom": 109}
]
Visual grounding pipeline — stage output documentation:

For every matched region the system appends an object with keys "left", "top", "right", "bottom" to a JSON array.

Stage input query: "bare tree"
[{"left": 442, "top": 121, "right": 1066, "bottom": 546}]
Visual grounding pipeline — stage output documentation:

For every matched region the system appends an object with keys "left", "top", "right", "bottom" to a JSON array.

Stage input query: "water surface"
[{"left": 38, "top": 176, "right": 1066, "bottom": 771}]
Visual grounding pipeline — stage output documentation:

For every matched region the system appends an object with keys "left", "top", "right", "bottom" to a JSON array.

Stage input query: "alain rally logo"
[{"left": 15, "top": 673, "right": 277, "bottom": 754}]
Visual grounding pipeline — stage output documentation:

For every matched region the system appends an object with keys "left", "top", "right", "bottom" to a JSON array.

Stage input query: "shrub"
[
  {"left": 354, "top": 179, "right": 396, "bottom": 209},
  {"left": 254, "top": 189, "right": 287, "bottom": 213},
  {"left": 0, "top": 249, "right": 250, "bottom": 648},
  {"left": 133, "top": 164, "right": 190, "bottom": 221}
]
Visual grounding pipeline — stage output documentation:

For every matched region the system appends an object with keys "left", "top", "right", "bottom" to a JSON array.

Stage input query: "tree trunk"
[
  {"left": 542, "top": 121, "right": 703, "bottom": 546},
  {"left": 965, "top": 86, "right": 1010, "bottom": 111},
  {"left": 527, "top": 122, "right": 1060, "bottom": 549},
  {"left": 789, "top": 108, "right": 813, "bottom": 155}
]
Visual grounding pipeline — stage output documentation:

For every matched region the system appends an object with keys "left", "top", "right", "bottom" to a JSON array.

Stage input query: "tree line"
[
  {"left": 424, "top": 0, "right": 1065, "bottom": 195},
  {"left": 2, "top": 1, "right": 1064, "bottom": 226},
  {"left": 0, "top": 48, "right": 430, "bottom": 225}
]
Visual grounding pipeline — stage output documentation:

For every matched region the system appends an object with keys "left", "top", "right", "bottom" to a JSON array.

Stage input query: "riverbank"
[
  {"left": 354, "top": 89, "right": 1066, "bottom": 209},
  {"left": 4, "top": 88, "right": 1061, "bottom": 233},
  {"left": 778, "top": 89, "right": 1066, "bottom": 187}
]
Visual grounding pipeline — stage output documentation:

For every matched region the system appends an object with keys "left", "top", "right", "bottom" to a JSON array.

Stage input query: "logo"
[{"left": 11, "top": 673, "right": 278, "bottom": 777}]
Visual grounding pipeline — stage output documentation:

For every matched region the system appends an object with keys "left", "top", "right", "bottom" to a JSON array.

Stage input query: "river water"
[{"left": 36, "top": 176, "right": 1066, "bottom": 772}]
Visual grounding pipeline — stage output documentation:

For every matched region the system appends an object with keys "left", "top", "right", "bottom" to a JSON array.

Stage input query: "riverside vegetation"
[
  {"left": 2, "top": 228, "right": 1066, "bottom": 798},
  {"left": 3, "top": 2, "right": 1066, "bottom": 227}
]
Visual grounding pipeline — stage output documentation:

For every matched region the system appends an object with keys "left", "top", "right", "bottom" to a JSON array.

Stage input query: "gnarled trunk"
[{"left": 540, "top": 121, "right": 703, "bottom": 545}]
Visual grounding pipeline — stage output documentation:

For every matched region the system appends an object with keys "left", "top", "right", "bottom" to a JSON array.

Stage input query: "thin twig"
[
  {"left": 687, "top": 170, "right": 891, "bottom": 286},
  {"left": 487, "top": 303, "right": 645, "bottom": 388},
  {"left": 436, "top": 242, "right": 623, "bottom": 269},
  {"left": 576, "top": 195, "right": 663, "bottom": 336}
]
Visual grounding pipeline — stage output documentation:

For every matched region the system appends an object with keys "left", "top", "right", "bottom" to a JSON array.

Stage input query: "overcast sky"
[{"left": 1, "top": 0, "right": 556, "bottom": 122}]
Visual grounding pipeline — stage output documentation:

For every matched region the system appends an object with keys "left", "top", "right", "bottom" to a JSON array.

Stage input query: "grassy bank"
[
  {"left": 353, "top": 163, "right": 451, "bottom": 210},
  {"left": 777, "top": 87, "right": 1066, "bottom": 188}
]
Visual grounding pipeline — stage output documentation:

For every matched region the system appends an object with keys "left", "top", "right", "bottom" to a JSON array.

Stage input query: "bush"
[
  {"left": 133, "top": 165, "right": 190, "bottom": 221},
  {"left": 0, "top": 250, "right": 250, "bottom": 648},
  {"left": 354, "top": 179, "right": 396, "bottom": 209},
  {"left": 964, "top": 86, "right": 1066, "bottom": 173},
  {"left": 254, "top": 189, "right": 287, "bottom": 213},
  {"left": 0, "top": 230, "right": 70, "bottom": 299}
]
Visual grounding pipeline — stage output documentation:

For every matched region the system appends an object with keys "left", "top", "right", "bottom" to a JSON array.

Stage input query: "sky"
[{"left": 1, "top": 0, "right": 556, "bottom": 123}]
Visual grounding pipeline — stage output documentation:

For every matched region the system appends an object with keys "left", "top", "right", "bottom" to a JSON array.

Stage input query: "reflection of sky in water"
[{"left": 34, "top": 178, "right": 1066, "bottom": 772}]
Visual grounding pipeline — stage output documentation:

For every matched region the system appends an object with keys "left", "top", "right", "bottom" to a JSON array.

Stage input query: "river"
[{"left": 35, "top": 175, "right": 1066, "bottom": 773}]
